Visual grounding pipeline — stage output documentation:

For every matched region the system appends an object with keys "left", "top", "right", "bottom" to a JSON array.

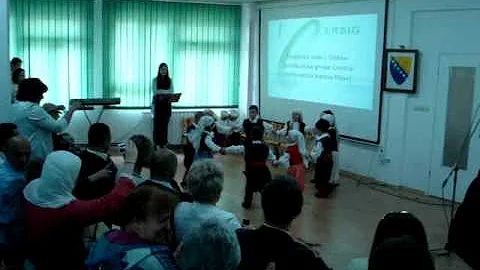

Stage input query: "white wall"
[
  {"left": 0, "top": 0, "right": 10, "bottom": 122},
  {"left": 255, "top": 0, "right": 480, "bottom": 201}
]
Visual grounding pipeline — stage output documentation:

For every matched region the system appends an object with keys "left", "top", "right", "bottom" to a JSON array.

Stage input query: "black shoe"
[
  {"left": 310, "top": 179, "right": 316, "bottom": 183},
  {"left": 180, "top": 181, "right": 187, "bottom": 189},
  {"left": 242, "top": 202, "right": 252, "bottom": 209},
  {"left": 315, "top": 192, "right": 329, "bottom": 199}
]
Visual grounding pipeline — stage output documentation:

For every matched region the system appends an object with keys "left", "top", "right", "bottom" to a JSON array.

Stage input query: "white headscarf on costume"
[
  {"left": 321, "top": 113, "right": 335, "bottom": 127},
  {"left": 229, "top": 109, "right": 239, "bottom": 120},
  {"left": 220, "top": 110, "right": 230, "bottom": 120},
  {"left": 191, "top": 115, "right": 216, "bottom": 151},
  {"left": 23, "top": 151, "right": 81, "bottom": 208}
]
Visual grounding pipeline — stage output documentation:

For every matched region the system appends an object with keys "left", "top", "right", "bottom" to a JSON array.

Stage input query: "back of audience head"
[
  {"left": 262, "top": 175, "right": 303, "bottom": 229},
  {"left": 11, "top": 68, "right": 25, "bottom": 84},
  {"left": 5, "top": 135, "right": 31, "bottom": 171},
  {"left": 10, "top": 57, "right": 22, "bottom": 71},
  {"left": 0, "top": 123, "right": 18, "bottom": 152},
  {"left": 186, "top": 159, "right": 224, "bottom": 204},
  {"left": 368, "top": 235, "right": 435, "bottom": 270},
  {"left": 88, "top": 123, "right": 111, "bottom": 152},
  {"left": 315, "top": 119, "right": 330, "bottom": 133},
  {"left": 16, "top": 78, "right": 47, "bottom": 103},
  {"left": 370, "top": 211, "right": 429, "bottom": 256},
  {"left": 121, "top": 184, "right": 178, "bottom": 245},
  {"left": 130, "top": 134, "right": 154, "bottom": 173},
  {"left": 250, "top": 126, "right": 264, "bottom": 142},
  {"left": 176, "top": 218, "right": 241, "bottom": 270},
  {"left": 150, "top": 148, "right": 178, "bottom": 180}
]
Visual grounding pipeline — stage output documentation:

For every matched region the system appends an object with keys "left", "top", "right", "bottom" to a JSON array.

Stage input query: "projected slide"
[{"left": 268, "top": 14, "right": 378, "bottom": 110}]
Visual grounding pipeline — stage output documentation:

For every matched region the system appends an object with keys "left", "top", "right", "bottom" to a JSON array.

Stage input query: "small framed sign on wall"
[{"left": 383, "top": 49, "right": 419, "bottom": 93}]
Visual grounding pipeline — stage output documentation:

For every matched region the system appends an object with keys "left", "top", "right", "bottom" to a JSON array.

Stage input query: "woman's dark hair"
[
  {"left": 25, "top": 159, "right": 44, "bottom": 183},
  {"left": 119, "top": 184, "right": 178, "bottom": 228},
  {"left": 261, "top": 175, "right": 303, "bottom": 226},
  {"left": 16, "top": 78, "right": 47, "bottom": 103},
  {"left": 156, "top": 63, "right": 172, "bottom": 90},
  {"left": 369, "top": 212, "right": 429, "bottom": 257},
  {"left": 368, "top": 236, "right": 435, "bottom": 270},
  {"left": 315, "top": 119, "right": 330, "bottom": 132},
  {"left": 12, "top": 68, "right": 25, "bottom": 84},
  {"left": 10, "top": 57, "right": 22, "bottom": 68},
  {"left": 322, "top": 110, "right": 334, "bottom": 115},
  {"left": 130, "top": 134, "right": 154, "bottom": 170}
]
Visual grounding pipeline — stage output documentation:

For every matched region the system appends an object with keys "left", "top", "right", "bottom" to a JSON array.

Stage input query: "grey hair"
[
  {"left": 177, "top": 218, "right": 241, "bottom": 270},
  {"left": 186, "top": 159, "right": 224, "bottom": 203}
]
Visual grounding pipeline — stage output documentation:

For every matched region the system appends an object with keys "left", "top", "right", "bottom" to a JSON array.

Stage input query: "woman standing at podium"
[{"left": 152, "top": 63, "right": 174, "bottom": 148}]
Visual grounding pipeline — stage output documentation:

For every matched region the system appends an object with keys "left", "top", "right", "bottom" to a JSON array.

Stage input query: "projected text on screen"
[{"left": 268, "top": 14, "right": 378, "bottom": 110}]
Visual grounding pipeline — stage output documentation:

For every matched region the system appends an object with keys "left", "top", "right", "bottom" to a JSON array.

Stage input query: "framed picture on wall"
[{"left": 383, "top": 49, "right": 419, "bottom": 93}]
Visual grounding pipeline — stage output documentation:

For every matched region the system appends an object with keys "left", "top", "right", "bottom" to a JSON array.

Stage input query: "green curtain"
[
  {"left": 9, "top": 0, "right": 94, "bottom": 106},
  {"left": 103, "top": 0, "right": 241, "bottom": 107}
]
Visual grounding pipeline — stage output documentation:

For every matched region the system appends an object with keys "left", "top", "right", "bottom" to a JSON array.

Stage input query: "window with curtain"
[
  {"left": 9, "top": 0, "right": 94, "bottom": 106},
  {"left": 103, "top": 0, "right": 241, "bottom": 107}
]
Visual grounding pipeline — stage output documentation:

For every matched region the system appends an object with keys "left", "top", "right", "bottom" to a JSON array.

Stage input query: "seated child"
[{"left": 85, "top": 184, "right": 179, "bottom": 270}]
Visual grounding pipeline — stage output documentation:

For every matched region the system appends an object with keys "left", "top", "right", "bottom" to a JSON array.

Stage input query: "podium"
[{"left": 155, "top": 93, "right": 181, "bottom": 103}]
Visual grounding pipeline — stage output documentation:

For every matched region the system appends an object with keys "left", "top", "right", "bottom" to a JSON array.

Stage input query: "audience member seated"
[
  {"left": 345, "top": 211, "right": 430, "bottom": 270},
  {"left": 11, "top": 68, "right": 25, "bottom": 103},
  {"left": 0, "top": 136, "right": 31, "bottom": 268},
  {"left": 174, "top": 159, "right": 241, "bottom": 243},
  {"left": 237, "top": 175, "right": 330, "bottom": 270},
  {"left": 0, "top": 123, "right": 19, "bottom": 165},
  {"left": 147, "top": 149, "right": 193, "bottom": 203},
  {"left": 368, "top": 236, "right": 435, "bottom": 270},
  {"left": 130, "top": 134, "right": 154, "bottom": 178},
  {"left": 176, "top": 218, "right": 241, "bottom": 270},
  {"left": 23, "top": 142, "right": 143, "bottom": 270},
  {"left": 11, "top": 78, "right": 81, "bottom": 161},
  {"left": 86, "top": 184, "right": 179, "bottom": 270},
  {"left": 447, "top": 170, "right": 480, "bottom": 270},
  {"left": 73, "top": 123, "right": 118, "bottom": 200}
]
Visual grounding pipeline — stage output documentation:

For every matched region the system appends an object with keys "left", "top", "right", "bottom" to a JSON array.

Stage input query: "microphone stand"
[{"left": 436, "top": 102, "right": 480, "bottom": 254}]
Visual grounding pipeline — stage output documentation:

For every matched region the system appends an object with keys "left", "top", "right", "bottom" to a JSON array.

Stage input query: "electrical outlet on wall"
[{"left": 378, "top": 146, "right": 391, "bottom": 164}]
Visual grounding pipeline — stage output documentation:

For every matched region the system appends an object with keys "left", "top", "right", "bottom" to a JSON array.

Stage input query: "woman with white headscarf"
[
  {"left": 273, "top": 130, "right": 308, "bottom": 191},
  {"left": 190, "top": 115, "right": 240, "bottom": 160},
  {"left": 23, "top": 141, "right": 142, "bottom": 270}
]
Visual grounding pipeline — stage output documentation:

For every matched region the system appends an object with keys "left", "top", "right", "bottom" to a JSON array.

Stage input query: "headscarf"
[
  {"left": 229, "top": 109, "right": 239, "bottom": 120},
  {"left": 220, "top": 110, "right": 230, "bottom": 120},
  {"left": 321, "top": 113, "right": 335, "bottom": 127},
  {"left": 23, "top": 151, "right": 81, "bottom": 208},
  {"left": 191, "top": 115, "right": 216, "bottom": 151}
]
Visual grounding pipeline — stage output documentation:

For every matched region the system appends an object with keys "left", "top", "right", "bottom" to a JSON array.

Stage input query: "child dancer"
[
  {"left": 274, "top": 130, "right": 308, "bottom": 191},
  {"left": 191, "top": 115, "right": 238, "bottom": 160},
  {"left": 277, "top": 110, "right": 306, "bottom": 136},
  {"left": 182, "top": 111, "right": 204, "bottom": 186},
  {"left": 243, "top": 105, "right": 273, "bottom": 144},
  {"left": 226, "top": 126, "right": 276, "bottom": 209},
  {"left": 215, "top": 110, "right": 232, "bottom": 147},
  {"left": 228, "top": 109, "right": 243, "bottom": 145},
  {"left": 311, "top": 119, "right": 335, "bottom": 198},
  {"left": 321, "top": 111, "right": 339, "bottom": 184}
]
